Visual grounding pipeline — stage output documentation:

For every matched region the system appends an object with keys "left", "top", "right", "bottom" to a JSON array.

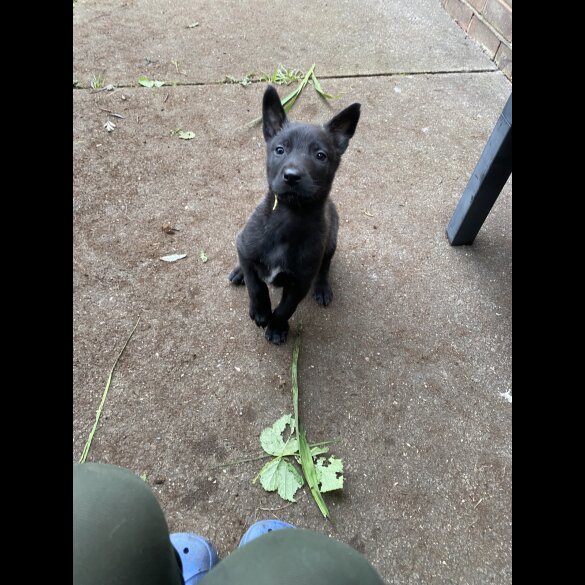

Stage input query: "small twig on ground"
[
  {"left": 78, "top": 317, "right": 141, "bottom": 463},
  {"left": 255, "top": 495, "right": 303, "bottom": 520},
  {"left": 362, "top": 201, "right": 375, "bottom": 217},
  {"left": 257, "top": 500, "right": 298, "bottom": 513},
  {"left": 90, "top": 84, "right": 115, "bottom": 94},
  {"left": 97, "top": 106, "right": 125, "bottom": 119},
  {"left": 208, "top": 439, "right": 338, "bottom": 472},
  {"left": 209, "top": 454, "right": 273, "bottom": 471},
  {"left": 171, "top": 59, "right": 187, "bottom": 76}
]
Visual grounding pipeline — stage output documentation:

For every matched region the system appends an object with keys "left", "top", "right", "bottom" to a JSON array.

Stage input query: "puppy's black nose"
[{"left": 283, "top": 168, "right": 301, "bottom": 185}]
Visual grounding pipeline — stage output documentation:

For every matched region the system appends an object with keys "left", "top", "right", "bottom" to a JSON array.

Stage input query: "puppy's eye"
[
  {"left": 316, "top": 151, "right": 327, "bottom": 161},
  {"left": 275, "top": 146, "right": 285, "bottom": 155}
]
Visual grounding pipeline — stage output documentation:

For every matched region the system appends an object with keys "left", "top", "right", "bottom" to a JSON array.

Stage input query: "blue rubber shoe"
[
  {"left": 170, "top": 532, "right": 219, "bottom": 585},
  {"left": 238, "top": 519, "right": 296, "bottom": 547}
]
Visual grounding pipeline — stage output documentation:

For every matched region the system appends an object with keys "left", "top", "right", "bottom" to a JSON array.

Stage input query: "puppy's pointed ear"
[
  {"left": 262, "top": 85, "right": 287, "bottom": 142},
  {"left": 325, "top": 103, "right": 361, "bottom": 154}
]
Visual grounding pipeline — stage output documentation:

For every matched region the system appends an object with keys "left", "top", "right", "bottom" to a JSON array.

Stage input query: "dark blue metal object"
[{"left": 446, "top": 94, "right": 512, "bottom": 245}]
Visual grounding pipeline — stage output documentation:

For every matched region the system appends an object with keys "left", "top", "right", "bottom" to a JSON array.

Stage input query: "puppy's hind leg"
[
  {"left": 228, "top": 265, "right": 245, "bottom": 285},
  {"left": 314, "top": 203, "right": 338, "bottom": 306}
]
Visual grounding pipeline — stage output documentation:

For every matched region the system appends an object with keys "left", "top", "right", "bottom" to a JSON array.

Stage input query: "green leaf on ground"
[
  {"left": 187, "top": 22, "right": 199, "bottom": 28},
  {"left": 170, "top": 129, "right": 195, "bottom": 140},
  {"left": 199, "top": 250, "right": 208, "bottom": 263},
  {"left": 104, "top": 120, "right": 116, "bottom": 132},
  {"left": 260, "top": 414, "right": 297, "bottom": 456},
  {"left": 177, "top": 130, "right": 195, "bottom": 140},
  {"left": 258, "top": 458, "right": 304, "bottom": 502},
  {"left": 315, "top": 456, "right": 344, "bottom": 492},
  {"left": 138, "top": 75, "right": 165, "bottom": 88}
]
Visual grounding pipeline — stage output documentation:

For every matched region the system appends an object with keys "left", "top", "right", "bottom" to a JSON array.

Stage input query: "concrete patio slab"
[
  {"left": 73, "top": 0, "right": 497, "bottom": 87},
  {"left": 74, "top": 68, "right": 511, "bottom": 583}
]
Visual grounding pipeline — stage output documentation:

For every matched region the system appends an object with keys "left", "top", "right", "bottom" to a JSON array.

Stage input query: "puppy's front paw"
[
  {"left": 265, "top": 320, "right": 289, "bottom": 345},
  {"left": 313, "top": 282, "right": 333, "bottom": 306},
  {"left": 228, "top": 266, "right": 245, "bottom": 285},
  {"left": 249, "top": 305, "right": 271, "bottom": 328}
]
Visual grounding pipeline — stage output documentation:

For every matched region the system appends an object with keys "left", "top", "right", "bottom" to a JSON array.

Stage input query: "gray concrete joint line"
[
  {"left": 72, "top": 68, "right": 499, "bottom": 90},
  {"left": 319, "top": 69, "right": 497, "bottom": 79}
]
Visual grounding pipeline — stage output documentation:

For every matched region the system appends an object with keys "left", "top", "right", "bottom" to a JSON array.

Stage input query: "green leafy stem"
[
  {"left": 244, "top": 64, "right": 338, "bottom": 128},
  {"left": 216, "top": 323, "right": 344, "bottom": 518}
]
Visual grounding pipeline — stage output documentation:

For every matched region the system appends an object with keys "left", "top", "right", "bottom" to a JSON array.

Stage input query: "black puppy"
[{"left": 229, "top": 85, "right": 361, "bottom": 344}]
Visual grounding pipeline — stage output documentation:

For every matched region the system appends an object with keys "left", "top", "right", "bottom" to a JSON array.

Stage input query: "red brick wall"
[{"left": 441, "top": 0, "right": 512, "bottom": 80}]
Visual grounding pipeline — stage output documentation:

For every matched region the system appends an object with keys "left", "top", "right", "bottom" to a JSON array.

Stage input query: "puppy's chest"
[
  {"left": 261, "top": 242, "right": 290, "bottom": 284},
  {"left": 254, "top": 212, "right": 325, "bottom": 285}
]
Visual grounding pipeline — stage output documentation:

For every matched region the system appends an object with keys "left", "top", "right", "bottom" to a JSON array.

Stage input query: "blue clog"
[
  {"left": 170, "top": 532, "right": 219, "bottom": 584},
  {"left": 238, "top": 519, "right": 296, "bottom": 547}
]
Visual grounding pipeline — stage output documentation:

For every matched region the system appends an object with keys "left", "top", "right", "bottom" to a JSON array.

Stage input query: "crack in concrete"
[{"left": 72, "top": 68, "right": 500, "bottom": 90}]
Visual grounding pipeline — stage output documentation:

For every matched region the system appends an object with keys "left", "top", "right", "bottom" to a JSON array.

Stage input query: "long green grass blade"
[
  {"left": 281, "top": 63, "right": 315, "bottom": 112},
  {"left": 259, "top": 64, "right": 304, "bottom": 86},
  {"left": 291, "top": 322, "right": 302, "bottom": 431},
  {"left": 244, "top": 64, "right": 316, "bottom": 128},
  {"left": 78, "top": 317, "right": 141, "bottom": 463},
  {"left": 291, "top": 322, "right": 331, "bottom": 519},
  {"left": 310, "top": 71, "right": 337, "bottom": 100},
  {"left": 299, "top": 425, "right": 330, "bottom": 518}
]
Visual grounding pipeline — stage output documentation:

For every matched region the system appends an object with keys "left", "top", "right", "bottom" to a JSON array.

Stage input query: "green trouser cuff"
[
  {"left": 73, "top": 463, "right": 183, "bottom": 585},
  {"left": 201, "top": 528, "right": 385, "bottom": 585}
]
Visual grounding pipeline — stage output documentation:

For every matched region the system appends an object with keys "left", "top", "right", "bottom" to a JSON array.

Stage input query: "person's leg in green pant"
[
  {"left": 74, "top": 462, "right": 385, "bottom": 585},
  {"left": 74, "top": 463, "right": 184, "bottom": 585},
  {"left": 200, "top": 528, "right": 385, "bottom": 585}
]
